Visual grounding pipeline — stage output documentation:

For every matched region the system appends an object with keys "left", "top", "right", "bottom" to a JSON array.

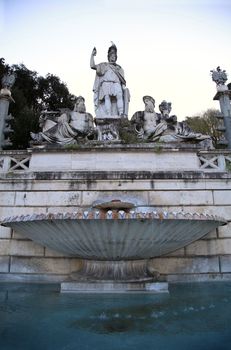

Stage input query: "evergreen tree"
[{"left": 0, "top": 59, "right": 75, "bottom": 149}]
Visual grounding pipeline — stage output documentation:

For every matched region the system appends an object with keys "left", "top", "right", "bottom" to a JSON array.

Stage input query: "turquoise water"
[{"left": 0, "top": 282, "right": 231, "bottom": 350}]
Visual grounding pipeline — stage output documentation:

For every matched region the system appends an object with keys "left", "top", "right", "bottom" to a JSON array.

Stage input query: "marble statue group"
[{"left": 30, "top": 42, "right": 213, "bottom": 148}]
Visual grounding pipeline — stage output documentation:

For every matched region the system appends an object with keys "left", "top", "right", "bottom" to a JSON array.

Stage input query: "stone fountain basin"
[{"left": 1, "top": 210, "right": 226, "bottom": 260}]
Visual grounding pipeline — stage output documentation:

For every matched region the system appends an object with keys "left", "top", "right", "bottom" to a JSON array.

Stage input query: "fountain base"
[
  {"left": 69, "top": 259, "right": 160, "bottom": 281},
  {"left": 60, "top": 281, "right": 168, "bottom": 293},
  {"left": 60, "top": 259, "right": 168, "bottom": 293}
]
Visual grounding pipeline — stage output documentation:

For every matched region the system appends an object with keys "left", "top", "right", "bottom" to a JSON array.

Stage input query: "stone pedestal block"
[{"left": 60, "top": 281, "right": 169, "bottom": 293}]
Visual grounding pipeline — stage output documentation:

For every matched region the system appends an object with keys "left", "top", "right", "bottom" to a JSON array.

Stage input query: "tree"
[
  {"left": 0, "top": 59, "right": 75, "bottom": 149},
  {"left": 8, "top": 64, "right": 40, "bottom": 149},
  {"left": 0, "top": 58, "right": 9, "bottom": 78},
  {"left": 37, "top": 74, "right": 76, "bottom": 111},
  {"left": 185, "top": 109, "right": 221, "bottom": 148}
]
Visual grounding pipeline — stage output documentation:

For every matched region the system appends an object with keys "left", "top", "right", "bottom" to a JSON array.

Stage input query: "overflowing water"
[{"left": 0, "top": 282, "right": 231, "bottom": 350}]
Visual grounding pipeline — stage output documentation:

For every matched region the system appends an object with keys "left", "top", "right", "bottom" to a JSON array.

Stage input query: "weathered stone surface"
[
  {"left": 0, "top": 256, "right": 9, "bottom": 272},
  {"left": 45, "top": 248, "right": 67, "bottom": 258},
  {"left": 29, "top": 151, "right": 200, "bottom": 172},
  {"left": 213, "top": 191, "right": 231, "bottom": 205},
  {"left": 167, "top": 273, "right": 231, "bottom": 282},
  {"left": 1, "top": 178, "right": 231, "bottom": 193},
  {"left": 29, "top": 153, "right": 72, "bottom": 171},
  {"left": 155, "top": 180, "right": 231, "bottom": 191},
  {"left": 45, "top": 207, "right": 79, "bottom": 215},
  {"left": 218, "top": 223, "right": 231, "bottom": 238},
  {"left": 15, "top": 191, "right": 81, "bottom": 206},
  {"left": 0, "top": 226, "right": 11, "bottom": 238},
  {"left": 220, "top": 256, "right": 231, "bottom": 273},
  {"left": 61, "top": 281, "right": 169, "bottom": 293},
  {"left": 0, "top": 207, "right": 47, "bottom": 220},
  {"left": 0, "top": 182, "right": 33, "bottom": 191},
  {"left": 81, "top": 191, "right": 148, "bottom": 206},
  {"left": 0, "top": 273, "right": 67, "bottom": 283},
  {"left": 12, "top": 230, "right": 30, "bottom": 240},
  {"left": 0, "top": 239, "right": 44, "bottom": 256},
  {"left": 164, "top": 248, "right": 185, "bottom": 257},
  {"left": 10, "top": 257, "right": 82, "bottom": 274},
  {"left": 149, "top": 190, "right": 213, "bottom": 205},
  {"left": 160, "top": 206, "right": 231, "bottom": 221},
  {"left": 203, "top": 206, "right": 231, "bottom": 221},
  {"left": 2, "top": 169, "right": 231, "bottom": 183},
  {"left": 150, "top": 257, "right": 219, "bottom": 274},
  {"left": 0, "top": 192, "right": 15, "bottom": 205},
  {"left": 201, "top": 229, "right": 217, "bottom": 239},
  {"left": 185, "top": 239, "right": 231, "bottom": 256}
]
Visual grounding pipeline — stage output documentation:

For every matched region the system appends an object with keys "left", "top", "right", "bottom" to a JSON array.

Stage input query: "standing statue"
[
  {"left": 90, "top": 42, "right": 130, "bottom": 118},
  {"left": 30, "top": 96, "right": 95, "bottom": 145}
]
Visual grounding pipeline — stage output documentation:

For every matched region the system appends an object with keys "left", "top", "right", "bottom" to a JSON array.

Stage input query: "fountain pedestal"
[
  {"left": 61, "top": 281, "right": 168, "bottom": 293},
  {"left": 60, "top": 258, "right": 168, "bottom": 293}
]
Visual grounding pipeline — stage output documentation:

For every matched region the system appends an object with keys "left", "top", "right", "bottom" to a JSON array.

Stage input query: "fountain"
[
  {"left": 1, "top": 205, "right": 226, "bottom": 292},
  {"left": 0, "top": 44, "right": 229, "bottom": 292}
]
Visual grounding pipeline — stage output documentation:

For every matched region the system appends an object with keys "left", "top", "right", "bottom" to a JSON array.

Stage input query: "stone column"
[
  {"left": 0, "top": 94, "right": 13, "bottom": 150},
  {"left": 213, "top": 88, "right": 231, "bottom": 149}
]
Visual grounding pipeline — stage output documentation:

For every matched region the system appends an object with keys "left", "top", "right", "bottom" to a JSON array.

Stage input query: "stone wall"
[{"left": 0, "top": 147, "right": 231, "bottom": 283}]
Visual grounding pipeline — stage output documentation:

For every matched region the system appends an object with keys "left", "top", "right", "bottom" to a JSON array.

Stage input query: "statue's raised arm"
[{"left": 90, "top": 47, "right": 97, "bottom": 70}]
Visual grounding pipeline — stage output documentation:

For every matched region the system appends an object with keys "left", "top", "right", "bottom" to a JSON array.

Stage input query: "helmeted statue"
[{"left": 90, "top": 42, "right": 130, "bottom": 118}]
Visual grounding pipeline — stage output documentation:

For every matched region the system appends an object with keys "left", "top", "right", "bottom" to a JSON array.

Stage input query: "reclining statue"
[
  {"left": 131, "top": 97, "right": 214, "bottom": 149},
  {"left": 30, "top": 96, "right": 95, "bottom": 145}
]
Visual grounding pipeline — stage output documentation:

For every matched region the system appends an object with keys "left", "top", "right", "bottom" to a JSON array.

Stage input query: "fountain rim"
[{"left": 1, "top": 209, "right": 227, "bottom": 226}]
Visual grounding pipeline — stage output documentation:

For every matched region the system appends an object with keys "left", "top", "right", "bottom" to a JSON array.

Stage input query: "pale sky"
[{"left": 1, "top": 0, "right": 231, "bottom": 120}]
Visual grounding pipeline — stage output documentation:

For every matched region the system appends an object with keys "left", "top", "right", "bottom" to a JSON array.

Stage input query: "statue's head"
[
  {"left": 74, "top": 96, "right": 86, "bottom": 113},
  {"left": 159, "top": 100, "right": 171, "bottom": 114},
  {"left": 143, "top": 96, "right": 155, "bottom": 112},
  {"left": 108, "top": 43, "right": 117, "bottom": 63}
]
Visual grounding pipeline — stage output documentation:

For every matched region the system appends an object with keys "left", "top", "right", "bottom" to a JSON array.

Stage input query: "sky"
[{"left": 1, "top": 0, "right": 231, "bottom": 120}]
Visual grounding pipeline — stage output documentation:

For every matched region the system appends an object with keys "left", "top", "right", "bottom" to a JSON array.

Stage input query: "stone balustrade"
[
  {"left": 0, "top": 147, "right": 231, "bottom": 173},
  {"left": 0, "top": 150, "right": 31, "bottom": 172}
]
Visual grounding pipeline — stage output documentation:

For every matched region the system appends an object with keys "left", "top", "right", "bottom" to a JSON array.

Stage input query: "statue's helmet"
[{"left": 108, "top": 42, "right": 117, "bottom": 60}]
